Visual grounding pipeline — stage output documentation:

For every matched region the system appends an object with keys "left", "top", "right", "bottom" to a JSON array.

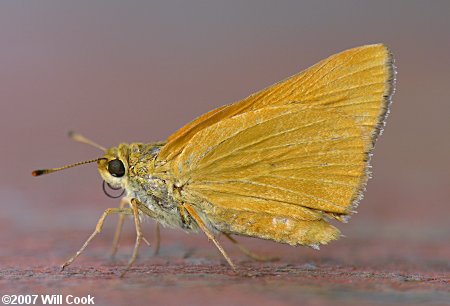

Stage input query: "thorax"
[{"left": 125, "top": 143, "right": 197, "bottom": 231}]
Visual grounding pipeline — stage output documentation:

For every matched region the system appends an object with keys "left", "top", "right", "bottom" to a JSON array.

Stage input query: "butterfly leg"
[
  {"left": 61, "top": 207, "right": 132, "bottom": 271},
  {"left": 120, "top": 198, "right": 144, "bottom": 277},
  {"left": 224, "top": 234, "right": 279, "bottom": 262},
  {"left": 182, "top": 202, "right": 237, "bottom": 272},
  {"left": 111, "top": 198, "right": 151, "bottom": 259},
  {"left": 110, "top": 197, "right": 129, "bottom": 258},
  {"left": 119, "top": 198, "right": 157, "bottom": 277}
]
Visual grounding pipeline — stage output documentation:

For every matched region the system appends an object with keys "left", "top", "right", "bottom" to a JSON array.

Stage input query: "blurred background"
[{"left": 0, "top": 1, "right": 449, "bottom": 305}]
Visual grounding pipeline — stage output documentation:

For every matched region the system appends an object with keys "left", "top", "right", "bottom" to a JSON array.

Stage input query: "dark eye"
[{"left": 108, "top": 159, "right": 125, "bottom": 177}]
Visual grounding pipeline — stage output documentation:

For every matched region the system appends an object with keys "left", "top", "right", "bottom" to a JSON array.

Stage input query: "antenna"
[
  {"left": 68, "top": 131, "right": 106, "bottom": 151},
  {"left": 32, "top": 158, "right": 105, "bottom": 177}
]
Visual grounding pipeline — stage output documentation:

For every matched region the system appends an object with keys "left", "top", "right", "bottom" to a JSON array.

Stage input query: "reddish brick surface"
[{"left": 1, "top": 198, "right": 449, "bottom": 306}]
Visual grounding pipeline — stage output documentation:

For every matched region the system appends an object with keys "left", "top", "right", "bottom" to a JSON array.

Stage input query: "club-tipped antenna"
[
  {"left": 68, "top": 131, "right": 106, "bottom": 152},
  {"left": 32, "top": 158, "right": 105, "bottom": 177}
]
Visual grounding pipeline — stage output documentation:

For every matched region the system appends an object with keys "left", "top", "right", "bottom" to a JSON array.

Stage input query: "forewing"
[
  {"left": 173, "top": 105, "right": 367, "bottom": 210},
  {"left": 159, "top": 44, "right": 393, "bottom": 161}
]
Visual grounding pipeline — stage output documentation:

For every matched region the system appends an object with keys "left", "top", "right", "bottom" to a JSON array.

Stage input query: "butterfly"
[{"left": 33, "top": 44, "right": 395, "bottom": 276}]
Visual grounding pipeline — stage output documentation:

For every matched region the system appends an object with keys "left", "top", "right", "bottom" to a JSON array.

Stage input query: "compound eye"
[{"left": 107, "top": 159, "right": 125, "bottom": 177}]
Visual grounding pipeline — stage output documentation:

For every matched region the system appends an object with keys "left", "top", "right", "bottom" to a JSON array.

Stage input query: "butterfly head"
[
  {"left": 32, "top": 132, "right": 132, "bottom": 197},
  {"left": 97, "top": 144, "right": 130, "bottom": 190}
]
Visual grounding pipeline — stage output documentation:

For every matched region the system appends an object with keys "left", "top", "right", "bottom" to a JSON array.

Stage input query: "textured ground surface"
[{"left": 1, "top": 197, "right": 449, "bottom": 306}]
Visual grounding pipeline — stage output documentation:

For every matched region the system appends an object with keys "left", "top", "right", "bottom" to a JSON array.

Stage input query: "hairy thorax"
[{"left": 125, "top": 143, "right": 199, "bottom": 231}]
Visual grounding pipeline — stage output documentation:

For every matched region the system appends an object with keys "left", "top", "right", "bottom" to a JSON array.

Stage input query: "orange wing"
[
  {"left": 170, "top": 105, "right": 367, "bottom": 246},
  {"left": 158, "top": 44, "right": 394, "bottom": 162}
]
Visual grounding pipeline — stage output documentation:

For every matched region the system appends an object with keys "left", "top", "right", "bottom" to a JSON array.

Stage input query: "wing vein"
[
  {"left": 193, "top": 179, "right": 347, "bottom": 209},
  {"left": 303, "top": 48, "right": 368, "bottom": 95},
  {"left": 305, "top": 61, "right": 385, "bottom": 94},
  {"left": 305, "top": 83, "right": 385, "bottom": 102},
  {"left": 195, "top": 114, "right": 329, "bottom": 169},
  {"left": 257, "top": 175, "right": 358, "bottom": 187}
]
